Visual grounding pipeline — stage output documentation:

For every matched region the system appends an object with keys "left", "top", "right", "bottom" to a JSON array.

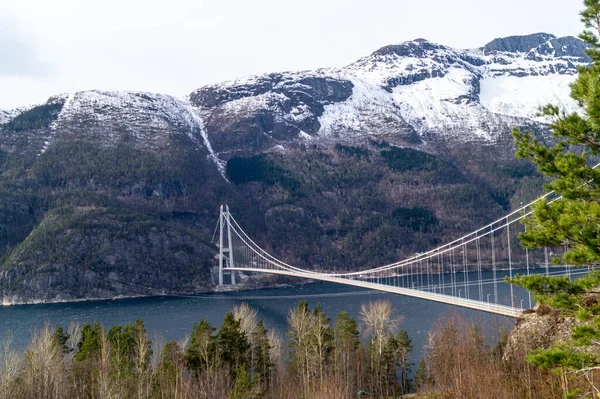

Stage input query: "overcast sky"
[{"left": 0, "top": 0, "right": 585, "bottom": 109}]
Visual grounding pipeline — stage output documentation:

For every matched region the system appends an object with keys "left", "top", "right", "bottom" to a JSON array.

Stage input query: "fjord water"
[{"left": 0, "top": 268, "right": 561, "bottom": 362}]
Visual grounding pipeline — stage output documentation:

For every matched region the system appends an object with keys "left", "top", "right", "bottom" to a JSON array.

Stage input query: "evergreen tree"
[
  {"left": 154, "top": 341, "right": 185, "bottom": 397},
  {"left": 512, "top": 0, "right": 600, "bottom": 266},
  {"left": 185, "top": 319, "right": 217, "bottom": 375},
  {"left": 52, "top": 326, "right": 71, "bottom": 354},
  {"left": 509, "top": 2, "right": 600, "bottom": 396},
  {"left": 250, "top": 320, "right": 272, "bottom": 390},
  {"left": 381, "top": 336, "right": 400, "bottom": 396},
  {"left": 108, "top": 324, "right": 135, "bottom": 379},
  {"left": 230, "top": 366, "right": 256, "bottom": 399},
  {"left": 217, "top": 312, "right": 250, "bottom": 379},
  {"left": 413, "top": 359, "right": 430, "bottom": 392},
  {"left": 379, "top": 331, "right": 412, "bottom": 396},
  {"left": 106, "top": 318, "right": 151, "bottom": 381},
  {"left": 75, "top": 321, "right": 103, "bottom": 361}
]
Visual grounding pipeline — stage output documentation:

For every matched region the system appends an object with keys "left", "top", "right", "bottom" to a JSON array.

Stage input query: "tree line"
[{"left": 0, "top": 300, "right": 415, "bottom": 399}]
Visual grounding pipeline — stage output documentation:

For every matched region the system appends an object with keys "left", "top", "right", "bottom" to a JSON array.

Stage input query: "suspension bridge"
[{"left": 216, "top": 188, "right": 594, "bottom": 318}]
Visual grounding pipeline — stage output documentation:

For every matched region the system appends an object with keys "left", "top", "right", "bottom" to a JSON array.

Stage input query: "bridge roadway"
[{"left": 229, "top": 267, "right": 523, "bottom": 318}]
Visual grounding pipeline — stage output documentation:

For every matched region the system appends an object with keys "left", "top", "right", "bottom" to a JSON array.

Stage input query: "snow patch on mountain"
[
  {"left": 0, "top": 110, "right": 11, "bottom": 125},
  {"left": 220, "top": 92, "right": 287, "bottom": 116},
  {"left": 347, "top": 42, "right": 482, "bottom": 88},
  {"left": 318, "top": 73, "right": 406, "bottom": 138},
  {"left": 391, "top": 67, "right": 500, "bottom": 141},
  {"left": 39, "top": 93, "right": 75, "bottom": 155},
  {"left": 187, "top": 35, "right": 583, "bottom": 147},
  {"left": 0, "top": 105, "right": 35, "bottom": 125},
  {"left": 48, "top": 91, "right": 226, "bottom": 176},
  {"left": 298, "top": 131, "right": 313, "bottom": 140},
  {"left": 181, "top": 103, "right": 227, "bottom": 179},
  {"left": 479, "top": 74, "right": 579, "bottom": 120}
]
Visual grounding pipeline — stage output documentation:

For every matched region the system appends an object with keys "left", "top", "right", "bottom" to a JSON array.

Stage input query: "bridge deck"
[{"left": 229, "top": 267, "right": 522, "bottom": 318}]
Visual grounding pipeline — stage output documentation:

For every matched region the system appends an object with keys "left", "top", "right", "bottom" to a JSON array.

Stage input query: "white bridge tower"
[{"left": 218, "top": 205, "right": 236, "bottom": 286}]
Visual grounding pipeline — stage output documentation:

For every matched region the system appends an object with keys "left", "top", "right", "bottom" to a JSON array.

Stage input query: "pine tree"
[
  {"left": 230, "top": 366, "right": 256, "bottom": 399},
  {"left": 154, "top": 341, "right": 186, "bottom": 398},
  {"left": 251, "top": 320, "right": 272, "bottom": 390},
  {"left": 512, "top": 0, "right": 600, "bottom": 266},
  {"left": 107, "top": 324, "right": 134, "bottom": 380},
  {"left": 106, "top": 318, "right": 151, "bottom": 383},
  {"left": 185, "top": 319, "right": 216, "bottom": 375},
  {"left": 217, "top": 312, "right": 250, "bottom": 379},
  {"left": 381, "top": 336, "right": 399, "bottom": 396},
  {"left": 508, "top": 2, "right": 600, "bottom": 396},
  {"left": 52, "top": 326, "right": 71, "bottom": 354},
  {"left": 75, "top": 321, "right": 103, "bottom": 361},
  {"left": 378, "top": 331, "right": 412, "bottom": 397},
  {"left": 413, "top": 359, "right": 430, "bottom": 392}
]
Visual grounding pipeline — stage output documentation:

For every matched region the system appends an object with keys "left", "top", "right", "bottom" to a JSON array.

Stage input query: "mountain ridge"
[{"left": 2, "top": 32, "right": 586, "bottom": 160}]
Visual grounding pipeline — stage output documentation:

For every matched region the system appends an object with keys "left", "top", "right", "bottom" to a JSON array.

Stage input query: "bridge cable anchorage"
[{"left": 216, "top": 164, "right": 600, "bottom": 317}]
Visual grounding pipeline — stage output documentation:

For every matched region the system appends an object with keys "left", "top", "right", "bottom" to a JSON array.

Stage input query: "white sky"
[{"left": 0, "top": 0, "right": 585, "bottom": 109}]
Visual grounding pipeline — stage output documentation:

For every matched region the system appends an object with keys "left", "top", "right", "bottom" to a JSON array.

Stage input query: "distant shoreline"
[{"left": 1, "top": 279, "right": 313, "bottom": 307}]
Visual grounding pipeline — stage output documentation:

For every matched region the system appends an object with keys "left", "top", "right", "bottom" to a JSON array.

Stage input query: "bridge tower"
[{"left": 218, "top": 205, "right": 236, "bottom": 286}]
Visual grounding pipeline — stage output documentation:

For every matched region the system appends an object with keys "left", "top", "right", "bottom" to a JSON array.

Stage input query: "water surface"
[{"left": 1, "top": 269, "right": 539, "bottom": 363}]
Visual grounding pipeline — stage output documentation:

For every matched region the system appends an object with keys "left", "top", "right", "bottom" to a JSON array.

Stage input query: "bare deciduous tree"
[
  {"left": 97, "top": 329, "right": 120, "bottom": 399},
  {"left": 287, "top": 302, "right": 314, "bottom": 392},
  {"left": 232, "top": 302, "right": 258, "bottom": 338},
  {"left": 359, "top": 300, "right": 403, "bottom": 393},
  {"left": 267, "top": 329, "right": 283, "bottom": 371},
  {"left": 360, "top": 300, "right": 402, "bottom": 356},
  {"left": 0, "top": 334, "right": 22, "bottom": 399},
  {"left": 21, "top": 324, "right": 69, "bottom": 399},
  {"left": 134, "top": 324, "right": 152, "bottom": 399}
]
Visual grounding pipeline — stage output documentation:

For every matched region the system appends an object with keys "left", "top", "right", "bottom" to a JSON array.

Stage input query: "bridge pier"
[{"left": 218, "top": 205, "right": 236, "bottom": 286}]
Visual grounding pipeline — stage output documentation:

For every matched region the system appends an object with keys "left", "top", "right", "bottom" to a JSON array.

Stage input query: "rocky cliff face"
[
  {"left": 504, "top": 307, "right": 581, "bottom": 362},
  {"left": 0, "top": 33, "right": 585, "bottom": 304},
  {"left": 504, "top": 303, "right": 600, "bottom": 365},
  {"left": 190, "top": 73, "right": 356, "bottom": 153}
]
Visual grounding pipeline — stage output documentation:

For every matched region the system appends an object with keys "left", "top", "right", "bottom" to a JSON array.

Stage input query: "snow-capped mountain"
[
  {"left": 190, "top": 32, "right": 586, "bottom": 153},
  {"left": 2, "top": 33, "right": 588, "bottom": 167}
]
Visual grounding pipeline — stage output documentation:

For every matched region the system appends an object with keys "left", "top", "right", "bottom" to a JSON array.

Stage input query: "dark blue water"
[{"left": 1, "top": 268, "right": 554, "bottom": 364}]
